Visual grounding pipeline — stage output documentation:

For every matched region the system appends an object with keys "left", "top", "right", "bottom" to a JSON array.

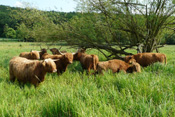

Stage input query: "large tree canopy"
[{"left": 62, "top": 0, "right": 175, "bottom": 58}]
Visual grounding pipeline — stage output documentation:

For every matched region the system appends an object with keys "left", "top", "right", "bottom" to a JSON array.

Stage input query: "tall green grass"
[{"left": 0, "top": 42, "right": 175, "bottom": 116}]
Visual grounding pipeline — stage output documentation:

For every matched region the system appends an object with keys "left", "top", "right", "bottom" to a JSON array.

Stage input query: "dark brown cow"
[
  {"left": 19, "top": 50, "right": 40, "bottom": 60},
  {"left": 97, "top": 59, "right": 141, "bottom": 74},
  {"left": 50, "top": 48, "right": 67, "bottom": 55},
  {"left": 9, "top": 57, "right": 57, "bottom": 86},
  {"left": 39, "top": 48, "right": 47, "bottom": 59},
  {"left": 124, "top": 53, "right": 167, "bottom": 67},
  {"left": 41, "top": 52, "right": 73, "bottom": 75},
  {"left": 54, "top": 53, "right": 74, "bottom": 75},
  {"left": 73, "top": 49, "right": 99, "bottom": 72}
]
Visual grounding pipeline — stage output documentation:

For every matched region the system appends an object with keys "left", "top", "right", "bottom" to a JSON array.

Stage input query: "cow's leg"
[
  {"left": 9, "top": 69, "right": 15, "bottom": 82},
  {"left": 10, "top": 74, "right": 15, "bottom": 82},
  {"left": 87, "top": 68, "right": 91, "bottom": 73}
]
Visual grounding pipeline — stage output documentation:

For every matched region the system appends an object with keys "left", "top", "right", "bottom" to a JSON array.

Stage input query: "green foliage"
[
  {"left": 164, "top": 33, "right": 175, "bottom": 44},
  {"left": 3, "top": 24, "right": 16, "bottom": 39},
  {"left": 75, "top": 0, "right": 175, "bottom": 53},
  {"left": 0, "top": 5, "right": 18, "bottom": 37},
  {"left": 0, "top": 5, "right": 79, "bottom": 41},
  {"left": 0, "top": 42, "right": 175, "bottom": 116}
]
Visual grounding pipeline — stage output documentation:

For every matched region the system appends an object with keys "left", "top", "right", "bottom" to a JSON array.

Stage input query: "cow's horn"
[
  {"left": 58, "top": 50, "right": 64, "bottom": 55},
  {"left": 52, "top": 59, "right": 60, "bottom": 61}
]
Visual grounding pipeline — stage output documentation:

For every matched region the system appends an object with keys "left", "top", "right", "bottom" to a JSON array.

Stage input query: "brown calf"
[{"left": 54, "top": 53, "right": 74, "bottom": 75}]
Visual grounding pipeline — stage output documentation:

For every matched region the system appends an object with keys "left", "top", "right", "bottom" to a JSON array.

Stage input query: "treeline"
[{"left": 0, "top": 5, "right": 80, "bottom": 41}]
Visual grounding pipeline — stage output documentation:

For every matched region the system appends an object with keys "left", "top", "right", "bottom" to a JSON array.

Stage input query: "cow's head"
[
  {"left": 42, "top": 58, "right": 57, "bottom": 73},
  {"left": 50, "top": 48, "right": 58, "bottom": 55},
  {"left": 127, "top": 62, "right": 141, "bottom": 73},
  {"left": 64, "top": 53, "right": 74, "bottom": 64},
  {"left": 30, "top": 51, "right": 40, "bottom": 59},
  {"left": 73, "top": 48, "right": 86, "bottom": 61},
  {"left": 50, "top": 48, "right": 65, "bottom": 55},
  {"left": 124, "top": 55, "right": 134, "bottom": 63},
  {"left": 41, "top": 48, "right": 47, "bottom": 53}
]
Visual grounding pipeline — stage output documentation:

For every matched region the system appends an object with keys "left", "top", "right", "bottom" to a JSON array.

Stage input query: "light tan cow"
[{"left": 9, "top": 57, "right": 57, "bottom": 86}]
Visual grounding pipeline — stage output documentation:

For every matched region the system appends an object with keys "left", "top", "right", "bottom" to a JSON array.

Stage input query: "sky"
[{"left": 0, "top": 0, "right": 78, "bottom": 12}]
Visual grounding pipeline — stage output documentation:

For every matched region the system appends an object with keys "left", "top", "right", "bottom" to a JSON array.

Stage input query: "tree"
[
  {"left": 3, "top": 24, "right": 16, "bottom": 39},
  {"left": 64, "top": 0, "right": 175, "bottom": 59},
  {"left": 11, "top": 7, "right": 62, "bottom": 42}
]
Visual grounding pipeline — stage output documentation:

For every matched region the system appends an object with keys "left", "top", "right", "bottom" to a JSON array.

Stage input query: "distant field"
[
  {"left": 0, "top": 38, "right": 23, "bottom": 42},
  {"left": 0, "top": 42, "right": 175, "bottom": 116}
]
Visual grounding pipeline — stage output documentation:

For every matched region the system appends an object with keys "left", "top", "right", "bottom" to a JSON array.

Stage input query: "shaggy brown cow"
[
  {"left": 97, "top": 59, "right": 141, "bottom": 74},
  {"left": 9, "top": 57, "right": 57, "bottom": 86},
  {"left": 73, "top": 49, "right": 99, "bottom": 72},
  {"left": 41, "top": 53, "right": 62, "bottom": 60},
  {"left": 19, "top": 50, "right": 40, "bottom": 60},
  {"left": 54, "top": 53, "right": 74, "bottom": 75},
  {"left": 124, "top": 53, "right": 167, "bottom": 67},
  {"left": 41, "top": 52, "right": 73, "bottom": 75},
  {"left": 50, "top": 48, "right": 67, "bottom": 55}
]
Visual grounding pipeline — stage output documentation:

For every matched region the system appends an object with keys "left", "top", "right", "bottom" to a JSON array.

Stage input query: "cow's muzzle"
[
  {"left": 69, "top": 61, "right": 73, "bottom": 64},
  {"left": 53, "top": 69, "right": 57, "bottom": 73}
]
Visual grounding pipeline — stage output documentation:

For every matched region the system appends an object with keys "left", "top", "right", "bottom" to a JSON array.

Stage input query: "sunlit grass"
[{"left": 0, "top": 42, "right": 175, "bottom": 116}]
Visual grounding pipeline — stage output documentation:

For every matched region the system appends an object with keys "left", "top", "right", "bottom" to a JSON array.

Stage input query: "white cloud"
[{"left": 14, "top": 1, "right": 24, "bottom": 8}]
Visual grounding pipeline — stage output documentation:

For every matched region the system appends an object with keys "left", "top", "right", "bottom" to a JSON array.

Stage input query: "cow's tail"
[{"left": 92, "top": 55, "right": 98, "bottom": 71}]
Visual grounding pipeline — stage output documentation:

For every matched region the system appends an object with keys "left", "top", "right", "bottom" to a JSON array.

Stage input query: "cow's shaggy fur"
[
  {"left": 97, "top": 59, "right": 141, "bottom": 74},
  {"left": 41, "top": 53, "right": 62, "bottom": 60},
  {"left": 73, "top": 49, "right": 99, "bottom": 72},
  {"left": 19, "top": 51, "right": 40, "bottom": 60},
  {"left": 124, "top": 53, "right": 167, "bottom": 67},
  {"left": 9, "top": 57, "right": 57, "bottom": 86}
]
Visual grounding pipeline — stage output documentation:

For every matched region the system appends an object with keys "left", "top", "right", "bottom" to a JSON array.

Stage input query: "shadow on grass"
[
  {"left": 68, "top": 62, "right": 83, "bottom": 73},
  {"left": 6, "top": 79, "right": 36, "bottom": 89}
]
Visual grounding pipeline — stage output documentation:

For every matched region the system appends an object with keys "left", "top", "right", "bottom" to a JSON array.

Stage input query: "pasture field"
[{"left": 0, "top": 42, "right": 175, "bottom": 117}]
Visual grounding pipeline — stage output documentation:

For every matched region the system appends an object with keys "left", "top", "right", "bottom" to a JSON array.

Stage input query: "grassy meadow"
[{"left": 0, "top": 42, "right": 175, "bottom": 116}]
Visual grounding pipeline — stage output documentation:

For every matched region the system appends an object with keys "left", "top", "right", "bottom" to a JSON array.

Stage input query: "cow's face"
[
  {"left": 30, "top": 51, "right": 40, "bottom": 59},
  {"left": 127, "top": 62, "right": 141, "bottom": 73},
  {"left": 124, "top": 56, "right": 133, "bottom": 63},
  {"left": 50, "top": 48, "right": 58, "bottom": 55},
  {"left": 73, "top": 52, "right": 82, "bottom": 61},
  {"left": 41, "top": 49, "right": 47, "bottom": 53},
  {"left": 42, "top": 59, "right": 57, "bottom": 73},
  {"left": 128, "top": 58, "right": 136, "bottom": 64},
  {"left": 50, "top": 48, "right": 63, "bottom": 55},
  {"left": 64, "top": 53, "right": 73, "bottom": 64}
]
